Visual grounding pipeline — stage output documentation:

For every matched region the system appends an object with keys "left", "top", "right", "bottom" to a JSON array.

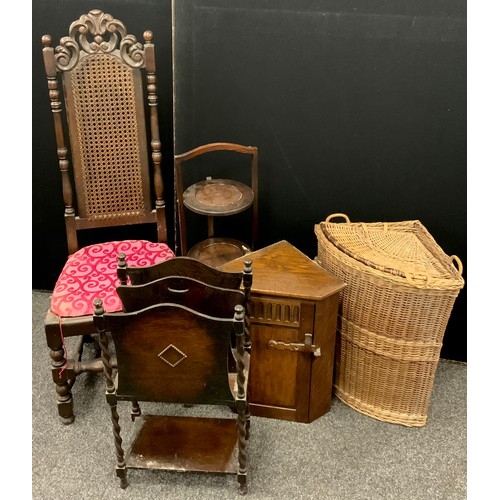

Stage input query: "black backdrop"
[{"left": 32, "top": 0, "right": 466, "bottom": 361}]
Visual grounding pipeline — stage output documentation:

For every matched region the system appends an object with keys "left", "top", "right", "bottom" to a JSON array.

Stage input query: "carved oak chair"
[
  {"left": 93, "top": 261, "right": 253, "bottom": 494},
  {"left": 174, "top": 142, "right": 259, "bottom": 267},
  {"left": 41, "top": 10, "right": 174, "bottom": 424}
]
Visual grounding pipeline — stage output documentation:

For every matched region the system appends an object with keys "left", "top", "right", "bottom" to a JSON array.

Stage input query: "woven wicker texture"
[
  {"left": 315, "top": 213, "right": 464, "bottom": 427},
  {"left": 70, "top": 54, "right": 147, "bottom": 220}
]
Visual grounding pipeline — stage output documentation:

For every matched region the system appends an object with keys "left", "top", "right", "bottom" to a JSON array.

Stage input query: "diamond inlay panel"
[{"left": 158, "top": 344, "right": 187, "bottom": 367}]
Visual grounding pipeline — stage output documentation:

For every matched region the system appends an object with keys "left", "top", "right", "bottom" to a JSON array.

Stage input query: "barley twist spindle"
[{"left": 243, "top": 259, "right": 253, "bottom": 351}]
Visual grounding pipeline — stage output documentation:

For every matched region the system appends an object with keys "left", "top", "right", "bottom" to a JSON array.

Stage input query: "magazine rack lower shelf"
[{"left": 125, "top": 414, "right": 239, "bottom": 474}]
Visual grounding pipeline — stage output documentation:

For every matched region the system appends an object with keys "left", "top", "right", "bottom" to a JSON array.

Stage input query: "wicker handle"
[
  {"left": 450, "top": 255, "right": 463, "bottom": 276},
  {"left": 325, "top": 213, "right": 350, "bottom": 223},
  {"left": 404, "top": 272, "right": 429, "bottom": 286}
]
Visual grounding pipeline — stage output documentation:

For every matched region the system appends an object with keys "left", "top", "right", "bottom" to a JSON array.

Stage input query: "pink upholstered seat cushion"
[{"left": 50, "top": 240, "right": 175, "bottom": 317}]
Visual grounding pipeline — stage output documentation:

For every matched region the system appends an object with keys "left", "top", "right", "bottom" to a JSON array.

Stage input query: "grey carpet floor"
[{"left": 32, "top": 290, "right": 466, "bottom": 499}]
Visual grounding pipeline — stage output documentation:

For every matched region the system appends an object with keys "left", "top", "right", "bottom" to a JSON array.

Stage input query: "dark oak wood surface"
[
  {"left": 221, "top": 240, "right": 345, "bottom": 299},
  {"left": 174, "top": 142, "right": 258, "bottom": 265},
  {"left": 124, "top": 255, "right": 243, "bottom": 288},
  {"left": 188, "top": 238, "right": 252, "bottom": 268},
  {"left": 117, "top": 275, "right": 245, "bottom": 316},
  {"left": 126, "top": 415, "right": 239, "bottom": 474},
  {"left": 93, "top": 259, "right": 252, "bottom": 493},
  {"left": 221, "top": 240, "right": 345, "bottom": 423},
  {"left": 183, "top": 179, "right": 254, "bottom": 216},
  {"left": 107, "top": 305, "right": 239, "bottom": 405}
]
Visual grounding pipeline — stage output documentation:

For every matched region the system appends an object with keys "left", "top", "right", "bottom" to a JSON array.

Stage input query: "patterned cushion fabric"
[{"left": 50, "top": 240, "right": 175, "bottom": 317}]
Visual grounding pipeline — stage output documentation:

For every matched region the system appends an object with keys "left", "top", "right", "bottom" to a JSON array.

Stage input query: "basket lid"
[{"left": 319, "top": 215, "right": 464, "bottom": 289}]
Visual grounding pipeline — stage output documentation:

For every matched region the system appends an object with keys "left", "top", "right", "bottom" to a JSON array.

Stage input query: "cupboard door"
[{"left": 248, "top": 297, "right": 315, "bottom": 422}]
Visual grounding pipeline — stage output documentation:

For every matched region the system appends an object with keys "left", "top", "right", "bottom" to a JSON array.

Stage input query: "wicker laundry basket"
[{"left": 314, "top": 213, "right": 464, "bottom": 427}]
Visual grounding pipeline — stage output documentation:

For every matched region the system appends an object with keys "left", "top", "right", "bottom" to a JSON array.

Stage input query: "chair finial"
[{"left": 93, "top": 298, "right": 104, "bottom": 315}]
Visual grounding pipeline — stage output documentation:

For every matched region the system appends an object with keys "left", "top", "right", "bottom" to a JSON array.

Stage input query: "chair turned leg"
[{"left": 49, "top": 346, "right": 74, "bottom": 425}]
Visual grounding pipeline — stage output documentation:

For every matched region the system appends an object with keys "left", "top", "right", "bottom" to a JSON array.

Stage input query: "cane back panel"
[{"left": 64, "top": 54, "right": 151, "bottom": 221}]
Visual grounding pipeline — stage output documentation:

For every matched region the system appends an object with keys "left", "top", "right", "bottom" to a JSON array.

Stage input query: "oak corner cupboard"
[{"left": 220, "top": 240, "right": 346, "bottom": 423}]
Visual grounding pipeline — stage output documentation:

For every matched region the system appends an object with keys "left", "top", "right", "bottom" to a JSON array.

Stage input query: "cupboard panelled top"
[{"left": 220, "top": 240, "right": 346, "bottom": 300}]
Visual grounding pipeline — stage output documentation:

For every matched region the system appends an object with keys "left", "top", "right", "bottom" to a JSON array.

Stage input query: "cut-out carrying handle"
[{"left": 167, "top": 287, "right": 189, "bottom": 293}]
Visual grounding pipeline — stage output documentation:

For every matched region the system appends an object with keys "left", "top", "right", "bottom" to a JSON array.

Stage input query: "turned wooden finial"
[
  {"left": 242, "top": 260, "right": 253, "bottom": 351},
  {"left": 243, "top": 259, "right": 253, "bottom": 291},
  {"left": 42, "top": 34, "right": 52, "bottom": 47},
  {"left": 93, "top": 298, "right": 104, "bottom": 316},
  {"left": 244, "top": 259, "right": 252, "bottom": 275},
  {"left": 117, "top": 252, "right": 128, "bottom": 285},
  {"left": 117, "top": 252, "right": 126, "bottom": 266},
  {"left": 243, "top": 259, "right": 253, "bottom": 289},
  {"left": 235, "top": 304, "right": 244, "bottom": 322},
  {"left": 143, "top": 30, "right": 153, "bottom": 42}
]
